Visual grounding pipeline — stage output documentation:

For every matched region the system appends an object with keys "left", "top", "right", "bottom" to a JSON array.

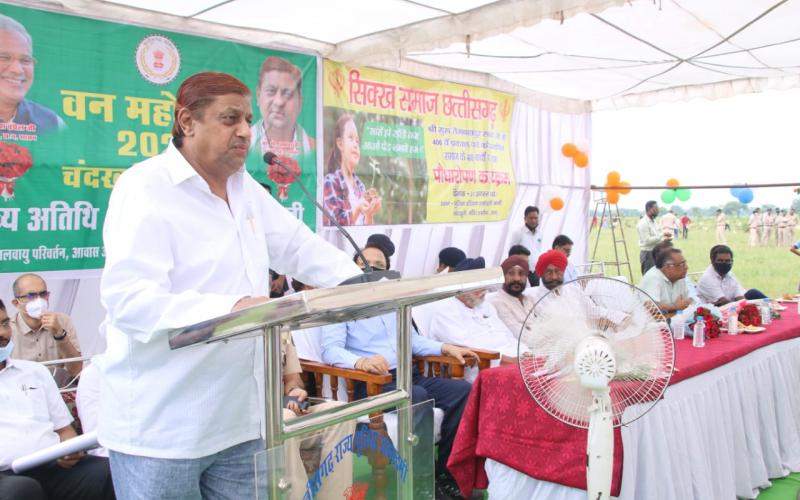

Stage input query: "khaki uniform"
[
  {"left": 761, "top": 212, "right": 774, "bottom": 246},
  {"left": 777, "top": 214, "right": 789, "bottom": 247},
  {"left": 748, "top": 213, "right": 761, "bottom": 247},
  {"left": 715, "top": 213, "right": 727, "bottom": 244}
]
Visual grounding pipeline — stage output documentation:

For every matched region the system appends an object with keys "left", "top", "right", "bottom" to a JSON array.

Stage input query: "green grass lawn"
[{"left": 589, "top": 217, "right": 800, "bottom": 298}]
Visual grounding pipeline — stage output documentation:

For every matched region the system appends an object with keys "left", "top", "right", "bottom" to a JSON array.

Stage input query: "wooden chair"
[{"left": 298, "top": 349, "right": 499, "bottom": 500}]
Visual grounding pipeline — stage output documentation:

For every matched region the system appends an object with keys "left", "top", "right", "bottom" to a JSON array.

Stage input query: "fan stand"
[{"left": 587, "top": 388, "right": 614, "bottom": 500}]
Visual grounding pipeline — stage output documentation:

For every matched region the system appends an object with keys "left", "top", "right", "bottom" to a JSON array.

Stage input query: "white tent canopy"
[{"left": 25, "top": 0, "right": 800, "bottom": 112}]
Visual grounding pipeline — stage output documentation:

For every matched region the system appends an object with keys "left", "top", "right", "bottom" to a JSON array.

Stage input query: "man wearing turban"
[
  {"left": 491, "top": 255, "right": 537, "bottom": 339},
  {"left": 436, "top": 247, "right": 466, "bottom": 274},
  {"left": 529, "top": 249, "right": 569, "bottom": 303}
]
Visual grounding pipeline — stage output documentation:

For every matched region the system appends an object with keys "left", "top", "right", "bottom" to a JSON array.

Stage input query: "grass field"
[{"left": 588, "top": 217, "right": 799, "bottom": 299}]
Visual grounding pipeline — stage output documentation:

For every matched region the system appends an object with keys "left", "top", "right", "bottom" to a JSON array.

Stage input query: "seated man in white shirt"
[
  {"left": 428, "top": 257, "right": 519, "bottom": 381},
  {"left": 490, "top": 255, "right": 536, "bottom": 339},
  {"left": 527, "top": 251, "right": 631, "bottom": 327},
  {"left": 696, "top": 245, "right": 767, "bottom": 306},
  {"left": 639, "top": 248, "right": 694, "bottom": 315},
  {"left": 0, "top": 300, "right": 114, "bottom": 500},
  {"left": 552, "top": 234, "right": 578, "bottom": 282}
]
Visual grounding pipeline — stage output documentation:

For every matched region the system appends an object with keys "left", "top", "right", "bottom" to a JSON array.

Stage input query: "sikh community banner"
[
  {"left": 0, "top": 4, "right": 318, "bottom": 274},
  {"left": 322, "top": 60, "right": 516, "bottom": 226}
]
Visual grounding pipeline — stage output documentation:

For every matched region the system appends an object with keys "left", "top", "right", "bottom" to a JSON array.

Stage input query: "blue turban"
[{"left": 439, "top": 247, "right": 466, "bottom": 268}]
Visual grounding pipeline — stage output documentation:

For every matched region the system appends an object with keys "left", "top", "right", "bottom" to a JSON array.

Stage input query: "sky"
[{"left": 591, "top": 87, "right": 800, "bottom": 211}]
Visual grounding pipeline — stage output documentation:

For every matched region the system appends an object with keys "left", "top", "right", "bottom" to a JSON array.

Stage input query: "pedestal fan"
[{"left": 518, "top": 277, "right": 675, "bottom": 499}]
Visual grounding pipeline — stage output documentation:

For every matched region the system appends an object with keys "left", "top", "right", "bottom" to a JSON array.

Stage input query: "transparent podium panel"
[{"left": 256, "top": 399, "right": 435, "bottom": 500}]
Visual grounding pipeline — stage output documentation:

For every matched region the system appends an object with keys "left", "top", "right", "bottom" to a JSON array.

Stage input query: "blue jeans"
[{"left": 109, "top": 439, "right": 265, "bottom": 500}]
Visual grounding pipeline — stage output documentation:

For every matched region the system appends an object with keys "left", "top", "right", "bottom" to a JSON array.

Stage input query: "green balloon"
[
  {"left": 661, "top": 190, "right": 676, "bottom": 204},
  {"left": 676, "top": 188, "right": 691, "bottom": 202}
]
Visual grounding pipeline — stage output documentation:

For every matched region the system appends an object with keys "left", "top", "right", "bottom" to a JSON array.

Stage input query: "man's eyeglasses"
[
  {"left": 15, "top": 290, "right": 49, "bottom": 301},
  {"left": 0, "top": 318, "right": 11, "bottom": 328},
  {"left": 665, "top": 261, "right": 688, "bottom": 268}
]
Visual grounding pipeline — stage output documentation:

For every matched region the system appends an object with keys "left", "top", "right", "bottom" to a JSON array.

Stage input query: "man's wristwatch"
[{"left": 53, "top": 329, "right": 68, "bottom": 341}]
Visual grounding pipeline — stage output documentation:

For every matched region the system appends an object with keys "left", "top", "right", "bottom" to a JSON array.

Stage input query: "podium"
[{"left": 166, "top": 267, "right": 502, "bottom": 499}]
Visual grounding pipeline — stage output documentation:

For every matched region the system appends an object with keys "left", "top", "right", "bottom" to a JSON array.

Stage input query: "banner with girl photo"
[
  {"left": 322, "top": 60, "right": 516, "bottom": 226},
  {"left": 0, "top": 4, "right": 317, "bottom": 274}
]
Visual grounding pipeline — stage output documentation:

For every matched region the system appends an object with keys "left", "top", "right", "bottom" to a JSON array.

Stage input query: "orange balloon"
[
  {"left": 607, "top": 171, "right": 621, "bottom": 184},
  {"left": 549, "top": 197, "right": 564, "bottom": 211},
  {"left": 619, "top": 181, "right": 631, "bottom": 195},
  {"left": 666, "top": 178, "right": 680, "bottom": 188},
  {"left": 607, "top": 191, "right": 620, "bottom": 204},
  {"left": 561, "top": 143, "right": 578, "bottom": 158},
  {"left": 574, "top": 152, "right": 589, "bottom": 167}
]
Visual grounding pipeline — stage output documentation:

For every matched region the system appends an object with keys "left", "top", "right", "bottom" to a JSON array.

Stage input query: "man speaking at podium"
[{"left": 98, "top": 72, "right": 362, "bottom": 499}]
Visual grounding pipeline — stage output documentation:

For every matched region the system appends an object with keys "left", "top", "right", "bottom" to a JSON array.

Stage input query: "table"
[{"left": 448, "top": 309, "right": 800, "bottom": 499}]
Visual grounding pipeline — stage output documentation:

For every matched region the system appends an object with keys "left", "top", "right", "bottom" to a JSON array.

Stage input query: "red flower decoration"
[
  {"left": 266, "top": 156, "right": 301, "bottom": 200},
  {"left": 738, "top": 304, "right": 761, "bottom": 327},
  {"left": 693, "top": 306, "right": 722, "bottom": 339},
  {"left": 0, "top": 142, "right": 33, "bottom": 200}
]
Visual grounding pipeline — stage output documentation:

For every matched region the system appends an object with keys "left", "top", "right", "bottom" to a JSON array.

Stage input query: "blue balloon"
[
  {"left": 730, "top": 187, "right": 742, "bottom": 197},
  {"left": 737, "top": 188, "right": 754, "bottom": 204}
]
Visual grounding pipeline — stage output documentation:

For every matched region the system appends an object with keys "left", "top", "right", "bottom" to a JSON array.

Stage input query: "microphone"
[{"left": 263, "top": 152, "right": 400, "bottom": 285}]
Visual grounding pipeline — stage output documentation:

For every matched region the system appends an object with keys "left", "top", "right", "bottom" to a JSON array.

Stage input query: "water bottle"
[
  {"left": 728, "top": 306, "right": 739, "bottom": 335},
  {"left": 672, "top": 311, "right": 685, "bottom": 339},
  {"left": 761, "top": 299, "right": 772, "bottom": 325},
  {"left": 692, "top": 316, "right": 705, "bottom": 348}
]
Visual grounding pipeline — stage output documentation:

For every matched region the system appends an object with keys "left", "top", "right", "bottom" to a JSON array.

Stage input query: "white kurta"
[
  {"left": 428, "top": 297, "right": 519, "bottom": 361},
  {"left": 0, "top": 359, "right": 73, "bottom": 470},
  {"left": 98, "top": 143, "right": 360, "bottom": 459}
]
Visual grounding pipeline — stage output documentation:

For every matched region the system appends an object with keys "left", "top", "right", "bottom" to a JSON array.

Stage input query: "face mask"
[
  {"left": 0, "top": 340, "right": 14, "bottom": 363},
  {"left": 713, "top": 262, "right": 732, "bottom": 276},
  {"left": 25, "top": 297, "right": 48, "bottom": 319}
]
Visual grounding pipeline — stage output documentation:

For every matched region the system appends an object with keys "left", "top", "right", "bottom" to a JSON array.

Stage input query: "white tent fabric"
[
  {"left": 405, "top": 0, "right": 800, "bottom": 110},
  {"left": 25, "top": 0, "right": 800, "bottom": 111},
  {"left": 320, "top": 101, "right": 591, "bottom": 276}
]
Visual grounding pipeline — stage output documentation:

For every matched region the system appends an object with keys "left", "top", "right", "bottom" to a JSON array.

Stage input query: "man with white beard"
[{"left": 428, "top": 257, "right": 519, "bottom": 382}]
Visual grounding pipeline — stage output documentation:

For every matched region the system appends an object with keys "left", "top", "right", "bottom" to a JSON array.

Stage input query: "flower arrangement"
[
  {"left": 267, "top": 156, "right": 301, "bottom": 200},
  {"left": 0, "top": 142, "right": 33, "bottom": 200},
  {"left": 737, "top": 303, "right": 762, "bottom": 327},
  {"left": 685, "top": 304, "right": 722, "bottom": 339}
]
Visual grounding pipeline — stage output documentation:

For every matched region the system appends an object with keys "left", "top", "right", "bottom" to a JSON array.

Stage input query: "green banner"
[{"left": 0, "top": 5, "right": 318, "bottom": 274}]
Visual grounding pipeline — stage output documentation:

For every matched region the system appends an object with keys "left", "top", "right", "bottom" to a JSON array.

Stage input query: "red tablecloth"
[{"left": 448, "top": 309, "right": 800, "bottom": 497}]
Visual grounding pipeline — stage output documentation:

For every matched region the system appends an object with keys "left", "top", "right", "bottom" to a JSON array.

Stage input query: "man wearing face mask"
[
  {"left": 696, "top": 245, "right": 767, "bottom": 306},
  {"left": 428, "top": 257, "right": 518, "bottom": 383},
  {"left": 0, "top": 299, "right": 115, "bottom": 500},
  {"left": 490, "top": 255, "right": 536, "bottom": 339},
  {"left": 10, "top": 273, "right": 81, "bottom": 378}
]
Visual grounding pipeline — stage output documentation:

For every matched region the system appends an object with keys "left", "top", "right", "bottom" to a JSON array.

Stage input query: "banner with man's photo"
[
  {"left": 322, "top": 60, "right": 516, "bottom": 226},
  {"left": 0, "top": 4, "right": 318, "bottom": 274}
]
